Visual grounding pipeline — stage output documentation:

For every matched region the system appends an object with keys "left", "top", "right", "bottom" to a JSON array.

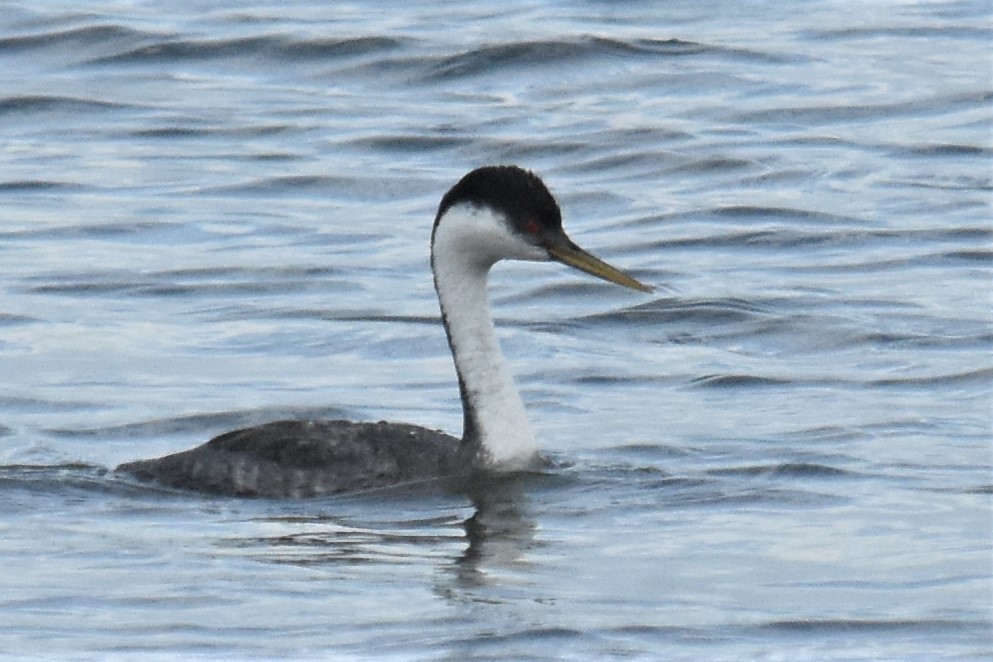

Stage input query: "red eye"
[{"left": 525, "top": 220, "right": 540, "bottom": 235}]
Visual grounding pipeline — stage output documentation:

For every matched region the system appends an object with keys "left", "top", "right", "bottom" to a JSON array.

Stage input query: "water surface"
[{"left": 1, "top": 0, "right": 991, "bottom": 659}]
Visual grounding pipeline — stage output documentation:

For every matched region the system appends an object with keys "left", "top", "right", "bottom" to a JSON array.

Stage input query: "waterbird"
[{"left": 118, "top": 165, "right": 652, "bottom": 497}]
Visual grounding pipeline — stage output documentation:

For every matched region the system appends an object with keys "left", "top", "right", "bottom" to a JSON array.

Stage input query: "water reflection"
[
  {"left": 217, "top": 472, "right": 543, "bottom": 584},
  {"left": 454, "top": 472, "right": 540, "bottom": 586}
]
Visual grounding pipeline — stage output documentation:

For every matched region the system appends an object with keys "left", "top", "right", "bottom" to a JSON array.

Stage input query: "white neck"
[{"left": 431, "top": 204, "right": 547, "bottom": 469}]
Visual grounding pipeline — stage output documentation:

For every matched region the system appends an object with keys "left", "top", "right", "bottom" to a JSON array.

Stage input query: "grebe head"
[
  {"left": 432, "top": 165, "right": 652, "bottom": 292},
  {"left": 427, "top": 165, "right": 650, "bottom": 467}
]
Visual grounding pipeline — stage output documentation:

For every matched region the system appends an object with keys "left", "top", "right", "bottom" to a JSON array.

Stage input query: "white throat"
[{"left": 431, "top": 203, "right": 548, "bottom": 468}]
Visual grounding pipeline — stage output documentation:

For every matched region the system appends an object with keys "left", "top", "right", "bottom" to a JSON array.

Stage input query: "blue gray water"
[{"left": 1, "top": 0, "right": 991, "bottom": 659}]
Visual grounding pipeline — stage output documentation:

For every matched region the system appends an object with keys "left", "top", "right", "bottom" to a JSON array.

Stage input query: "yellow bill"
[{"left": 547, "top": 240, "right": 652, "bottom": 293}]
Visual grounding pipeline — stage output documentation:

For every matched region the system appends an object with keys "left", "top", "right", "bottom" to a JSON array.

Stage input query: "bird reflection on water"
[{"left": 224, "top": 473, "right": 545, "bottom": 591}]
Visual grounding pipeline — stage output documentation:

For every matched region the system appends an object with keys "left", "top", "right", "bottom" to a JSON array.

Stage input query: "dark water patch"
[
  {"left": 736, "top": 229, "right": 850, "bottom": 250},
  {"left": 423, "top": 36, "right": 785, "bottom": 82},
  {"left": 593, "top": 126, "right": 693, "bottom": 145},
  {"left": 207, "top": 175, "right": 340, "bottom": 195},
  {"left": 708, "top": 462, "right": 855, "bottom": 479},
  {"left": 580, "top": 297, "right": 772, "bottom": 327},
  {"left": 0, "top": 463, "right": 205, "bottom": 506},
  {"left": 790, "top": 256, "right": 992, "bottom": 275},
  {"left": 638, "top": 230, "right": 794, "bottom": 253},
  {"left": 159, "top": 265, "right": 339, "bottom": 280},
  {"left": 671, "top": 484, "right": 828, "bottom": 509},
  {"left": 88, "top": 34, "right": 404, "bottom": 66},
  {"left": 893, "top": 142, "right": 993, "bottom": 158},
  {"left": 733, "top": 90, "right": 992, "bottom": 126},
  {"left": 245, "top": 151, "right": 302, "bottom": 162},
  {"left": 0, "top": 313, "right": 35, "bottom": 326},
  {"left": 667, "top": 156, "right": 754, "bottom": 175},
  {"left": 690, "top": 365, "right": 993, "bottom": 392},
  {"left": 457, "top": 627, "right": 586, "bottom": 653},
  {"left": 490, "top": 138, "right": 593, "bottom": 162},
  {"left": 288, "top": 311, "right": 438, "bottom": 327},
  {"left": 673, "top": 309, "right": 953, "bottom": 355},
  {"left": 425, "top": 37, "right": 663, "bottom": 80},
  {"left": 691, "top": 374, "right": 792, "bottom": 389},
  {"left": 131, "top": 126, "right": 214, "bottom": 139},
  {"left": 151, "top": 264, "right": 341, "bottom": 298},
  {"left": 23, "top": 263, "right": 349, "bottom": 300},
  {"left": 758, "top": 618, "right": 984, "bottom": 635},
  {"left": 654, "top": 224, "right": 993, "bottom": 254},
  {"left": 609, "top": 443, "right": 696, "bottom": 462},
  {"left": 623, "top": 206, "right": 866, "bottom": 232},
  {"left": 933, "top": 249, "right": 992, "bottom": 262},
  {"left": 869, "top": 367, "right": 993, "bottom": 389},
  {"left": 707, "top": 205, "right": 865, "bottom": 226},
  {"left": 26, "top": 274, "right": 222, "bottom": 298},
  {"left": 539, "top": 455, "right": 710, "bottom": 504},
  {"left": 0, "top": 221, "right": 180, "bottom": 244},
  {"left": 887, "top": 174, "right": 992, "bottom": 193},
  {"left": 739, "top": 167, "right": 817, "bottom": 186},
  {"left": 27, "top": 280, "right": 178, "bottom": 297},
  {"left": 570, "top": 373, "right": 679, "bottom": 388},
  {"left": 346, "top": 134, "right": 471, "bottom": 153},
  {"left": 576, "top": 295, "right": 845, "bottom": 334},
  {"left": 862, "top": 418, "right": 946, "bottom": 438},
  {"left": 18, "top": 266, "right": 344, "bottom": 298},
  {"left": 0, "top": 179, "right": 84, "bottom": 192},
  {"left": 331, "top": 52, "right": 434, "bottom": 82},
  {"left": 130, "top": 122, "right": 297, "bottom": 140},
  {"left": 280, "top": 35, "right": 406, "bottom": 60},
  {"left": 777, "top": 425, "right": 865, "bottom": 444},
  {"left": 797, "top": 573, "right": 989, "bottom": 592},
  {"left": 806, "top": 25, "right": 992, "bottom": 41},
  {"left": 669, "top": 228, "right": 833, "bottom": 251},
  {"left": 0, "top": 394, "right": 98, "bottom": 414},
  {"left": 819, "top": 247, "right": 993, "bottom": 272},
  {"left": 199, "top": 174, "right": 413, "bottom": 200},
  {"left": 621, "top": 36, "right": 792, "bottom": 63},
  {"left": 44, "top": 405, "right": 355, "bottom": 441},
  {"left": 0, "top": 94, "right": 132, "bottom": 115},
  {"left": 0, "top": 463, "right": 112, "bottom": 497},
  {"left": 0, "top": 23, "right": 161, "bottom": 53},
  {"left": 555, "top": 149, "right": 683, "bottom": 176},
  {"left": 928, "top": 226, "right": 991, "bottom": 241}
]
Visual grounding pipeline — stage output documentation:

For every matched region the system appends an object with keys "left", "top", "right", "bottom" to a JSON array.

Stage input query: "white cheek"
[
  {"left": 434, "top": 204, "right": 549, "bottom": 267},
  {"left": 494, "top": 233, "right": 548, "bottom": 263}
]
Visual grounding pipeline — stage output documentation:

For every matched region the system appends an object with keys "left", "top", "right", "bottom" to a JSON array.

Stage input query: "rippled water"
[{"left": 1, "top": 0, "right": 991, "bottom": 659}]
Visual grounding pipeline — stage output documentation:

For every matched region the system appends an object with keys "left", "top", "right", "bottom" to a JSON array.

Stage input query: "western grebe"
[{"left": 118, "top": 165, "right": 651, "bottom": 497}]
